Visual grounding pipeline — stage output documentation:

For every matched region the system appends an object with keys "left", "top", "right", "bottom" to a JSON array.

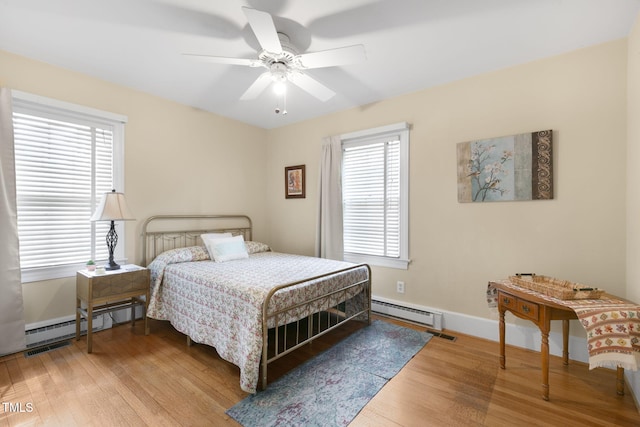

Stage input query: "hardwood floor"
[{"left": 1, "top": 316, "right": 638, "bottom": 426}]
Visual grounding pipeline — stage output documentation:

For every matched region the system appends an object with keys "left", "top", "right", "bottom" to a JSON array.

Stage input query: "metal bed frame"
[{"left": 141, "top": 214, "right": 372, "bottom": 390}]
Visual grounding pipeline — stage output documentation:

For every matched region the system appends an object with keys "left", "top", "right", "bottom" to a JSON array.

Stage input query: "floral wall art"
[{"left": 457, "top": 130, "right": 553, "bottom": 202}]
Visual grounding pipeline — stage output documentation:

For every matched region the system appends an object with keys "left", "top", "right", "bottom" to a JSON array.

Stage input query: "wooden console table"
[{"left": 490, "top": 280, "right": 625, "bottom": 401}]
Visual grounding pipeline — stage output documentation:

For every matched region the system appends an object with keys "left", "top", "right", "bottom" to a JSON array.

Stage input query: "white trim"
[
  {"left": 345, "top": 253, "right": 410, "bottom": 269},
  {"left": 626, "top": 370, "right": 640, "bottom": 408},
  {"left": 341, "top": 121, "right": 409, "bottom": 141},
  {"left": 341, "top": 122, "right": 410, "bottom": 269},
  {"left": 371, "top": 301, "right": 639, "bottom": 405},
  {"left": 11, "top": 90, "right": 127, "bottom": 124},
  {"left": 398, "top": 127, "right": 409, "bottom": 263},
  {"left": 21, "top": 257, "right": 129, "bottom": 283},
  {"left": 25, "top": 314, "right": 77, "bottom": 332},
  {"left": 11, "top": 91, "right": 128, "bottom": 283},
  {"left": 368, "top": 296, "right": 587, "bottom": 364},
  {"left": 437, "top": 306, "right": 640, "bottom": 403},
  {"left": 433, "top": 306, "right": 590, "bottom": 364}
]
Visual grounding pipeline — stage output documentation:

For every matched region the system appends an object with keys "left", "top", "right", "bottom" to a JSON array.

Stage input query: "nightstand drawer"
[
  {"left": 76, "top": 267, "right": 150, "bottom": 301},
  {"left": 91, "top": 269, "right": 149, "bottom": 298}
]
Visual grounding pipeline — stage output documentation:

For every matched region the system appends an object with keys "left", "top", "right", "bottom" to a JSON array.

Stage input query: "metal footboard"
[{"left": 260, "top": 263, "right": 372, "bottom": 390}]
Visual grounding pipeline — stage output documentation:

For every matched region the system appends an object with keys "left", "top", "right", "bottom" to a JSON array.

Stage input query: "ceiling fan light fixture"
[
  {"left": 273, "top": 81, "right": 287, "bottom": 95},
  {"left": 270, "top": 62, "right": 288, "bottom": 94},
  {"left": 185, "top": 7, "right": 366, "bottom": 103}
]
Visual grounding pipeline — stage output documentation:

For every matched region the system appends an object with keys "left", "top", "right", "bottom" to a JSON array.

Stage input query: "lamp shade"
[{"left": 90, "top": 190, "right": 135, "bottom": 221}]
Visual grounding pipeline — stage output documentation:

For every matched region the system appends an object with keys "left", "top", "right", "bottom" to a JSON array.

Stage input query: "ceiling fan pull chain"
[{"left": 283, "top": 92, "right": 288, "bottom": 115}]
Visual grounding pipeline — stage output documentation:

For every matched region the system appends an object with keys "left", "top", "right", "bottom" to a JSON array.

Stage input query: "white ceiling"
[{"left": 1, "top": 0, "right": 639, "bottom": 129}]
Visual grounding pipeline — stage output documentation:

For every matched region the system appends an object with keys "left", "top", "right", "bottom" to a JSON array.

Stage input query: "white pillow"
[
  {"left": 206, "top": 235, "right": 249, "bottom": 262},
  {"left": 201, "top": 232, "right": 232, "bottom": 242},
  {"left": 201, "top": 233, "right": 233, "bottom": 260}
]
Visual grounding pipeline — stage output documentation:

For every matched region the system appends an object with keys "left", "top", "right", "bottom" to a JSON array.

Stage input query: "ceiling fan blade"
[
  {"left": 242, "top": 7, "right": 282, "bottom": 54},
  {"left": 298, "top": 45, "right": 366, "bottom": 69},
  {"left": 182, "top": 53, "right": 261, "bottom": 67},
  {"left": 240, "top": 72, "right": 273, "bottom": 100},
  {"left": 289, "top": 72, "right": 335, "bottom": 102}
]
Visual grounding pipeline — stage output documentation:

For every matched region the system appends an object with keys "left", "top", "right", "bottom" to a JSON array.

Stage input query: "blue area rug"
[{"left": 226, "top": 320, "right": 432, "bottom": 426}]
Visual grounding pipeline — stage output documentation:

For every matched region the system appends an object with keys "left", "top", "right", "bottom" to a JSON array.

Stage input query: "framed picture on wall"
[{"left": 285, "top": 165, "right": 305, "bottom": 199}]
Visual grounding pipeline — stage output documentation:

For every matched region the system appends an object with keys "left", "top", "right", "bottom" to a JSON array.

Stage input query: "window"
[
  {"left": 342, "top": 122, "right": 410, "bottom": 269},
  {"left": 12, "top": 91, "right": 127, "bottom": 282}
]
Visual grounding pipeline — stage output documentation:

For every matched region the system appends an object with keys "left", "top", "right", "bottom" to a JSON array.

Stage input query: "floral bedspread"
[
  {"left": 147, "top": 245, "right": 369, "bottom": 393},
  {"left": 488, "top": 280, "right": 640, "bottom": 371}
]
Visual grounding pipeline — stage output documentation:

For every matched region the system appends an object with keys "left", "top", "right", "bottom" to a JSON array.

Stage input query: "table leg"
[
  {"left": 87, "top": 303, "right": 93, "bottom": 353},
  {"left": 541, "top": 328, "right": 550, "bottom": 401},
  {"left": 617, "top": 366, "right": 625, "bottom": 395},
  {"left": 144, "top": 290, "right": 150, "bottom": 335},
  {"left": 562, "top": 319, "right": 569, "bottom": 366},
  {"left": 131, "top": 297, "right": 136, "bottom": 328},
  {"left": 499, "top": 309, "right": 506, "bottom": 369},
  {"left": 75, "top": 297, "right": 81, "bottom": 340}
]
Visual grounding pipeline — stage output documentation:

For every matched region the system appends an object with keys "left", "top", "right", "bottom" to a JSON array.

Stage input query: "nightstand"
[{"left": 76, "top": 264, "right": 150, "bottom": 353}]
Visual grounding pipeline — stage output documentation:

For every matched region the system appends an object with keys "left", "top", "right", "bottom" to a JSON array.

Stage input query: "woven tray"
[{"left": 508, "top": 274, "right": 604, "bottom": 300}]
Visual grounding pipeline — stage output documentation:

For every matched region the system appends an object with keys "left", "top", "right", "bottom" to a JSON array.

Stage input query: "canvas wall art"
[{"left": 457, "top": 129, "right": 553, "bottom": 203}]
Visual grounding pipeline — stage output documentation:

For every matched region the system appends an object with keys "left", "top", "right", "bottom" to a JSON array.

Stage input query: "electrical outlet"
[{"left": 396, "top": 281, "right": 405, "bottom": 294}]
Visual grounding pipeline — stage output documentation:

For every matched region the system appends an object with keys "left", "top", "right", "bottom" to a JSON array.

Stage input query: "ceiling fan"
[{"left": 183, "top": 7, "right": 366, "bottom": 103}]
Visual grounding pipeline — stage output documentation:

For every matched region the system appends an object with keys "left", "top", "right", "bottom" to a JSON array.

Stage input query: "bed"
[{"left": 141, "top": 214, "right": 371, "bottom": 393}]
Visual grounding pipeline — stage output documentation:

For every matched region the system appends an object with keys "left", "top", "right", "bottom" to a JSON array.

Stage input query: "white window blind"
[
  {"left": 343, "top": 139, "right": 400, "bottom": 257},
  {"left": 12, "top": 91, "right": 127, "bottom": 282},
  {"left": 342, "top": 122, "right": 409, "bottom": 269}
]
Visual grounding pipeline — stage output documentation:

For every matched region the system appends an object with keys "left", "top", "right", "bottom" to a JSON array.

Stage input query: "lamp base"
[
  {"left": 105, "top": 261, "right": 121, "bottom": 271},
  {"left": 105, "top": 220, "right": 120, "bottom": 271}
]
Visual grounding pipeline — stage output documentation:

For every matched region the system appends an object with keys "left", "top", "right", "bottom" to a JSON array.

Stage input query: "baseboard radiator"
[
  {"left": 371, "top": 298, "right": 443, "bottom": 331},
  {"left": 25, "top": 314, "right": 107, "bottom": 348}
]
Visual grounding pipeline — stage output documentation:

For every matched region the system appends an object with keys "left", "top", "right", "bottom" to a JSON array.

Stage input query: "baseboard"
[
  {"left": 371, "top": 295, "right": 443, "bottom": 330},
  {"left": 24, "top": 305, "right": 144, "bottom": 348},
  {"left": 25, "top": 314, "right": 108, "bottom": 348},
  {"left": 437, "top": 307, "right": 640, "bottom": 409},
  {"left": 625, "top": 369, "right": 640, "bottom": 410},
  {"left": 370, "top": 296, "right": 588, "bottom": 360},
  {"left": 441, "top": 308, "right": 590, "bottom": 362}
]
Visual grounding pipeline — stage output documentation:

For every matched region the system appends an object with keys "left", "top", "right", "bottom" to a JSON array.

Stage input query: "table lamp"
[{"left": 90, "top": 189, "right": 135, "bottom": 270}]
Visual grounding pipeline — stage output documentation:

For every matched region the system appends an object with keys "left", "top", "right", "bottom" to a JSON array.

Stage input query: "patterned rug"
[{"left": 226, "top": 320, "right": 432, "bottom": 426}]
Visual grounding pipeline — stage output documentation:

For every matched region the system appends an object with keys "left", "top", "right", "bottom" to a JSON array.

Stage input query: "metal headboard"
[{"left": 141, "top": 214, "right": 252, "bottom": 266}]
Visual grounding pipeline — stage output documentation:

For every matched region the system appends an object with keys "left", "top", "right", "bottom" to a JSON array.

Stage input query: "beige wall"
[
  {"left": 627, "top": 14, "right": 640, "bottom": 305},
  {"left": 626, "top": 10, "right": 640, "bottom": 406},
  {"left": 0, "top": 50, "right": 268, "bottom": 324},
  {"left": 0, "top": 37, "right": 631, "bottom": 326},
  {"left": 267, "top": 39, "right": 628, "bottom": 320}
]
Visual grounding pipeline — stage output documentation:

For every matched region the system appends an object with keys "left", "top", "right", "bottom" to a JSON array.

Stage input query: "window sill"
[
  {"left": 344, "top": 253, "right": 410, "bottom": 270},
  {"left": 21, "top": 259, "right": 128, "bottom": 283}
]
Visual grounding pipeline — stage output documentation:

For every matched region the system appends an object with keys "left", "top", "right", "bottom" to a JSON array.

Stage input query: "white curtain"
[
  {"left": 315, "top": 135, "right": 344, "bottom": 260},
  {"left": 0, "top": 87, "right": 26, "bottom": 355}
]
